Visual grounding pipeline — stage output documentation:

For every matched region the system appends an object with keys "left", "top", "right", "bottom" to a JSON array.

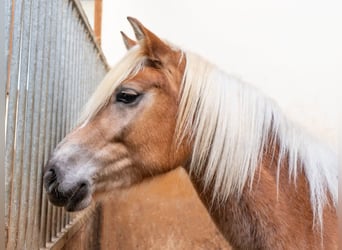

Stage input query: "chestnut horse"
[{"left": 44, "top": 17, "right": 337, "bottom": 249}]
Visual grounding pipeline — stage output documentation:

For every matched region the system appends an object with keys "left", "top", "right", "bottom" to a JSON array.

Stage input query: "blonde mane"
[
  {"left": 176, "top": 51, "right": 338, "bottom": 228},
  {"left": 79, "top": 42, "right": 337, "bottom": 230}
]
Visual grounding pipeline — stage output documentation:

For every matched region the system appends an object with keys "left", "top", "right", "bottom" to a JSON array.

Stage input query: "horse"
[{"left": 43, "top": 17, "right": 338, "bottom": 249}]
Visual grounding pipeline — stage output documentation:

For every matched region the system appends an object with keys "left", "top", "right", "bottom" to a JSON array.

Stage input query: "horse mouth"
[
  {"left": 44, "top": 170, "right": 92, "bottom": 212},
  {"left": 64, "top": 182, "right": 92, "bottom": 212}
]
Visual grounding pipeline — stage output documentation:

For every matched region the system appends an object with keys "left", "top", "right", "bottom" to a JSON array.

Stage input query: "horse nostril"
[
  {"left": 44, "top": 167, "right": 59, "bottom": 192},
  {"left": 49, "top": 168, "right": 56, "bottom": 177},
  {"left": 48, "top": 169, "right": 56, "bottom": 180},
  {"left": 48, "top": 169, "right": 57, "bottom": 181},
  {"left": 73, "top": 181, "right": 90, "bottom": 198},
  {"left": 77, "top": 182, "right": 89, "bottom": 193}
]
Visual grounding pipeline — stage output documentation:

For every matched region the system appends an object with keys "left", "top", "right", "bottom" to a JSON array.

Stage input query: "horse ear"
[
  {"left": 120, "top": 31, "right": 137, "bottom": 50},
  {"left": 127, "top": 16, "right": 173, "bottom": 62}
]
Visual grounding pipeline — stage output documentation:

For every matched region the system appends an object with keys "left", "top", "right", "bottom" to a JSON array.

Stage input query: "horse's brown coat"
[
  {"left": 190, "top": 146, "right": 337, "bottom": 249},
  {"left": 44, "top": 17, "right": 337, "bottom": 249}
]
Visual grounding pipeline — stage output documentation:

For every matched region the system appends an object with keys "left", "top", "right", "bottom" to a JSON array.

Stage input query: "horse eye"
[{"left": 116, "top": 89, "right": 140, "bottom": 104}]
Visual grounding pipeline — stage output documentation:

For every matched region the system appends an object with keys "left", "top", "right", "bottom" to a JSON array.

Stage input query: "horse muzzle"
[{"left": 43, "top": 161, "right": 92, "bottom": 212}]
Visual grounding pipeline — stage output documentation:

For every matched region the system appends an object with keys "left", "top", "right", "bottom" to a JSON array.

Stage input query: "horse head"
[{"left": 43, "top": 17, "right": 190, "bottom": 211}]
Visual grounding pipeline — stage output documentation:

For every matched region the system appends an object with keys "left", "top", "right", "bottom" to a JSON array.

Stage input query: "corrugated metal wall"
[{"left": 5, "top": 0, "right": 108, "bottom": 249}]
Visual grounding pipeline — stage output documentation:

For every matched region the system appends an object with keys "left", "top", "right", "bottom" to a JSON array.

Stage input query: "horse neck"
[{"left": 185, "top": 146, "right": 337, "bottom": 250}]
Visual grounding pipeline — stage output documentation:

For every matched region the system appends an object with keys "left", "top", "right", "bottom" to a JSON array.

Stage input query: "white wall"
[
  {"left": 80, "top": 0, "right": 94, "bottom": 28},
  {"left": 100, "top": 0, "right": 341, "bottom": 149}
]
